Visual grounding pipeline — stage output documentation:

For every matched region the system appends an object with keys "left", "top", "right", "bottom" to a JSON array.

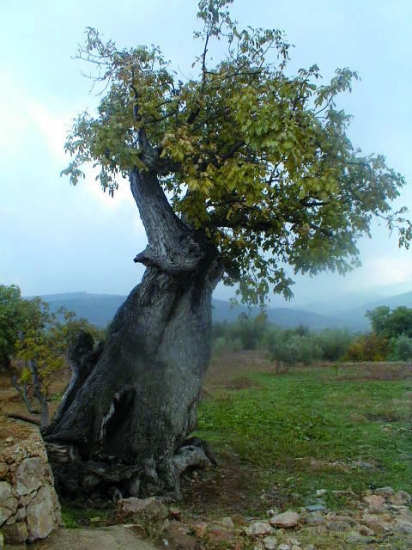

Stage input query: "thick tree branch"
[
  {"left": 220, "top": 141, "right": 245, "bottom": 162},
  {"left": 130, "top": 168, "right": 205, "bottom": 272}
]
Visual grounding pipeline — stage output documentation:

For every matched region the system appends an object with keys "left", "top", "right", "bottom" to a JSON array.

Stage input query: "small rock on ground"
[{"left": 270, "top": 510, "right": 300, "bottom": 528}]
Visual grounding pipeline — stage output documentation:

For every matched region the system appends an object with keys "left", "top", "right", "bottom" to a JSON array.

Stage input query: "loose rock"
[
  {"left": 168, "top": 506, "right": 181, "bottom": 521},
  {"left": 358, "top": 524, "right": 374, "bottom": 536},
  {"left": 191, "top": 521, "right": 207, "bottom": 538},
  {"left": 394, "top": 518, "right": 412, "bottom": 534},
  {"left": 116, "top": 497, "right": 169, "bottom": 533},
  {"left": 247, "top": 521, "right": 274, "bottom": 536},
  {"left": 363, "top": 494, "right": 386, "bottom": 508},
  {"left": 0, "top": 464, "right": 9, "bottom": 480},
  {"left": 305, "top": 504, "right": 326, "bottom": 512},
  {"left": 374, "top": 486, "right": 395, "bottom": 498},
  {"left": 327, "top": 520, "right": 351, "bottom": 532},
  {"left": 270, "top": 510, "right": 300, "bottom": 529},
  {"left": 389, "top": 490, "right": 411, "bottom": 506},
  {"left": 216, "top": 516, "right": 235, "bottom": 530},
  {"left": 263, "top": 535, "right": 277, "bottom": 549},
  {"left": 346, "top": 531, "right": 366, "bottom": 544}
]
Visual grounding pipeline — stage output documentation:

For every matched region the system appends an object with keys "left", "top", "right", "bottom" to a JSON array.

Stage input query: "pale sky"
[{"left": 0, "top": 0, "right": 411, "bottom": 306}]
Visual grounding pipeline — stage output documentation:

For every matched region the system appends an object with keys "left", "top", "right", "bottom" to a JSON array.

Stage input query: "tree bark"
[
  {"left": 12, "top": 377, "right": 39, "bottom": 415},
  {"left": 29, "top": 359, "right": 50, "bottom": 428},
  {"left": 42, "top": 167, "right": 222, "bottom": 499}
]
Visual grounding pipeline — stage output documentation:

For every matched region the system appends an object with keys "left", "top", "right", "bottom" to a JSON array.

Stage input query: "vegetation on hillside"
[{"left": 213, "top": 305, "right": 412, "bottom": 366}]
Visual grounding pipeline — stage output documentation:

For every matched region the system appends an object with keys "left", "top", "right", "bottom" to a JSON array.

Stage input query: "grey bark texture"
[{"left": 42, "top": 167, "right": 222, "bottom": 499}]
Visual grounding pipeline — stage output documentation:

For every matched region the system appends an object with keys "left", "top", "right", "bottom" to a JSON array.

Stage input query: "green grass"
[
  {"left": 196, "top": 364, "right": 412, "bottom": 509},
  {"left": 61, "top": 504, "right": 114, "bottom": 528}
]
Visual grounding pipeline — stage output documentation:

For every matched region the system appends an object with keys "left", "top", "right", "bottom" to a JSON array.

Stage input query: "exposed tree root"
[{"left": 45, "top": 437, "right": 216, "bottom": 502}]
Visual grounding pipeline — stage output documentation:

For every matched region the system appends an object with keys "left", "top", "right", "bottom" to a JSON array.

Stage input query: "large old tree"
[{"left": 43, "top": 1, "right": 410, "bottom": 498}]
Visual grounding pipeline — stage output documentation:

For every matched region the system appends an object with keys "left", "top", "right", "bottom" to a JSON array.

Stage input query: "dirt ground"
[{"left": 30, "top": 525, "right": 157, "bottom": 550}]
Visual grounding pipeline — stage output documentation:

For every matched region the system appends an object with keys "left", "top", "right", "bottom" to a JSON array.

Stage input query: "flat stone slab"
[{"left": 30, "top": 525, "right": 157, "bottom": 550}]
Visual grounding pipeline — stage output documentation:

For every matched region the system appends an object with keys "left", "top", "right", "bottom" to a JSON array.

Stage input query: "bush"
[
  {"left": 390, "top": 334, "right": 412, "bottom": 361},
  {"left": 212, "top": 313, "right": 268, "bottom": 352},
  {"left": 213, "top": 336, "right": 243, "bottom": 355},
  {"left": 343, "top": 333, "right": 389, "bottom": 362},
  {"left": 366, "top": 306, "right": 412, "bottom": 339},
  {"left": 316, "top": 329, "right": 353, "bottom": 361},
  {"left": 264, "top": 327, "right": 322, "bottom": 368}
]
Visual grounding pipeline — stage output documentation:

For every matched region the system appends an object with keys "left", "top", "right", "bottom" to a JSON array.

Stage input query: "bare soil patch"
[
  {"left": 180, "top": 451, "right": 262, "bottom": 518},
  {"left": 205, "top": 350, "right": 274, "bottom": 392},
  {"left": 336, "top": 362, "right": 412, "bottom": 381}
]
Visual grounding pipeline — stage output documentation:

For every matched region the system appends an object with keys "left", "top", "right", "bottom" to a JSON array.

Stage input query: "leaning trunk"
[{"left": 42, "top": 168, "right": 222, "bottom": 499}]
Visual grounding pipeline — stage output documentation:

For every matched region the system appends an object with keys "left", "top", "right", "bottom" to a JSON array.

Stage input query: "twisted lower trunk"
[{"left": 42, "top": 168, "right": 222, "bottom": 499}]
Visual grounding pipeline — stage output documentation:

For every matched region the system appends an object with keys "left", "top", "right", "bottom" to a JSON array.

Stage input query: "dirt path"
[{"left": 30, "top": 525, "right": 157, "bottom": 550}]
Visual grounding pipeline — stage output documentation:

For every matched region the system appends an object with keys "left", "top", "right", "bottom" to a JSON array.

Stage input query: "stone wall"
[{"left": 0, "top": 421, "right": 61, "bottom": 544}]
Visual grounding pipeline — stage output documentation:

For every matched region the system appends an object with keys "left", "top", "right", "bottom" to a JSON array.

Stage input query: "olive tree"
[
  {"left": 0, "top": 284, "right": 100, "bottom": 426},
  {"left": 43, "top": 0, "right": 410, "bottom": 499}
]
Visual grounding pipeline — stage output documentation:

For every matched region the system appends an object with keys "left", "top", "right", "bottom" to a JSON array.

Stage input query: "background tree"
[
  {"left": 14, "top": 302, "right": 102, "bottom": 426},
  {"left": 0, "top": 284, "right": 100, "bottom": 426},
  {"left": 315, "top": 328, "right": 353, "bottom": 362},
  {"left": 365, "top": 305, "right": 412, "bottom": 362},
  {"left": 264, "top": 325, "right": 322, "bottom": 370},
  {"left": 0, "top": 284, "right": 27, "bottom": 371},
  {"left": 343, "top": 333, "right": 389, "bottom": 362},
  {"left": 43, "top": 0, "right": 411, "bottom": 498},
  {"left": 390, "top": 334, "right": 412, "bottom": 362},
  {"left": 366, "top": 306, "right": 412, "bottom": 340}
]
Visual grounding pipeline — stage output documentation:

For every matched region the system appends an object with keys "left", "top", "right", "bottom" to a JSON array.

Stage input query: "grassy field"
[{"left": 195, "top": 353, "right": 412, "bottom": 513}]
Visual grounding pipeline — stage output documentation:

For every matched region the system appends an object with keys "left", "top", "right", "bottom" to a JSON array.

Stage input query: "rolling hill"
[
  {"left": 31, "top": 287, "right": 412, "bottom": 332},
  {"left": 35, "top": 291, "right": 354, "bottom": 330}
]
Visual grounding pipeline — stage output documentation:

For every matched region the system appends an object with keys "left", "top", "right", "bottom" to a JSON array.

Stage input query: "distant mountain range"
[
  {"left": 35, "top": 287, "right": 412, "bottom": 332},
  {"left": 40, "top": 292, "right": 125, "bottom": 327}
]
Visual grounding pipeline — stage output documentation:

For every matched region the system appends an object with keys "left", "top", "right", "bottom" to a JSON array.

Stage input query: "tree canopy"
[
  {"left": 0, "top": 284, "right": 26, "bottom": 369},
  {"left": 0, "top": 283, "right": 102, "bottom": 423},
  {"left": 366, "top": 305, "right": 412, "bottom": 340},
  {"left": 63, "top": 0, "right": 410, "bottom": 302}
]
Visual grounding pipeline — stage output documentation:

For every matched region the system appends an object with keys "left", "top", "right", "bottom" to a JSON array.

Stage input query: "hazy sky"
[{"left": 1, "top": 0, "right": 411, "bottom": 305}]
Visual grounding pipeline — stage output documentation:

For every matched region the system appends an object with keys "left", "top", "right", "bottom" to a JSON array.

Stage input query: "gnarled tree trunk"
[{"left": 42, "top": 167, "right": 222, "bottom": 499}]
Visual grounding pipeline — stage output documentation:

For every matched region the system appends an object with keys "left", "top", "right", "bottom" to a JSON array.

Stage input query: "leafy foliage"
[
  {"left": 0, "top": 284, "right": 27, "bottom": 369},
  {"left": 15, "top": 301, "right": 101, "bottom": 393},
  {"left": 62, "top": 0, "right": 410, "bottom": 302},
  {"left": 359, "top": 305, "right": 412, "bottom": 362},
  {"left": 343, "top": 333, "right": 389, "bottom": 362},
  {"left": 0, "top": 284, "right": 102, "bottom": 420},
  {"left": 314, "top": 328, "right": 353, "bottom": 362},
  {"left": 366, "top": 305, "right": 412, "bottom": 340},
  {"left": 264, "top": 325, "right": 322, "bottom": 367},
  {"left": 212, "top": 315, "right": 353, "bottom": 365},
  {"left": 389, "top": 334, "right": 412, "bottom": 361}
]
